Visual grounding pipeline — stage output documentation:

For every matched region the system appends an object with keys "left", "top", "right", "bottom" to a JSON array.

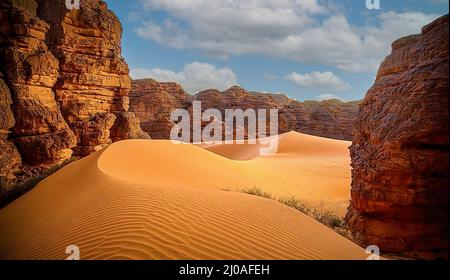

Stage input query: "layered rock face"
[
  {"left": 38, "top": 0, "right": 148, "bottom": 155},
  {"left": 0, "top": 0, "right": 149, "bottom": 195},
  {"left": 346, "top": 15, "right": 449, "bottom": 259},
  {"left": 0, "top": 74, "right": 21, "bottom": 188},
  {"left": 129, "top": 80, "right": 359, "bottom": 141},
  {"left": 0, "top": 0, "right": 77, "bottom": 167},
  {"left": 279, "top": 99, "right": 359, "bottom": 140},
  {"left": 129, "top": 78, "right": 191, "bottom": 139}
]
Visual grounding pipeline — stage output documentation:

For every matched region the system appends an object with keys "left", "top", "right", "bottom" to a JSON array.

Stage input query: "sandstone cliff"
[
  {"left": 345, "top": 15, "right": 449, "bottom": 259},
  {"left": 0, "top": 73, "right": 21, "bottom": 189},
  {"left": 279, "top": 99, "right": 359, "bottom": 140},
  {"left": 0, "top": 0, "right": 149, "bottom": 200},
  {"left": 129, "top": 80, "right": 359, "bottom": 141},
  {"left": 38, "top": 0, "right": 149, "bottom": 155},
  {"left": 0, "top": 0, "right": 77, "bottom": 168},
  {"left": 129, "top": 78, "right": 191, "bottom": 139}
]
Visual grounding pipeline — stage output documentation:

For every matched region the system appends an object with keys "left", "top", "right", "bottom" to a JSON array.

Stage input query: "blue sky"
[{"left": 105, "top": 0, "right": 448, "bottom": 101}]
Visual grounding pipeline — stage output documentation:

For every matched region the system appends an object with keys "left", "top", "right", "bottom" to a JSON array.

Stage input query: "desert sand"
[{"left": 0, "top": 132, "right": 367, "bottom": 260}]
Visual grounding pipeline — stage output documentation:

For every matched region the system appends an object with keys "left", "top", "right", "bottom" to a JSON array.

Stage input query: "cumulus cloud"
[
  {"left": 286, "top": 71, "right": 350, "bottom": 92},
  {"left": 130, "top": 62, "right": 237, "bottom": 94},
  {"left": 135, "top": 0, "right": 440, "bottom": 72}
]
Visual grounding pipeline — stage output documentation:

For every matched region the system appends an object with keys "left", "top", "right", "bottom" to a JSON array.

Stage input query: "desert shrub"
[
  {"left": 239, "top": 187, "right": 348, "bottom": 237},
  {"left": 278, "top": 195, "right": 309, "bottom": 215},
  {"left": 311, "top": 210, "right": 343, "bottom": 228},
  {"left": 241, "top": 186, "right": 273, "bottom": 199}
]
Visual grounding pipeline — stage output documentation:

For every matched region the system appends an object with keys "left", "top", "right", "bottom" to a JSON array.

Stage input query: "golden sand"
[{"left": 0, "top": 132, "right": 366, "bottom": 260}]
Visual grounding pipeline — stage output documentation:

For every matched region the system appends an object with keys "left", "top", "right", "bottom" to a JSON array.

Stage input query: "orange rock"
[
  {"left": 129, "top": 78, "right": 192, "bottom": 139},
  {"left": 38, "top": 0, "right": 148, "bottom": 154},
  {"left": 0, "top": 74, "right": 21, "bottom": 188},
  {"left": 346, "top": 15, "right": 449, "bottom": 259},
  {"left": 0, "top": 0, "right": 148, "bottom": 201},
  {"left": 0, "top": 0, "right": 76, "bottom": 167},
  {"left": 129, "top": 80, "right": 359, "bottom": 141}
]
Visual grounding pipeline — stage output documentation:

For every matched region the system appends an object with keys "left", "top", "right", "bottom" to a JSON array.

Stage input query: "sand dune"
[
  {"left": 200, "top": 131, "right": 350, "bottom": 160},
  {"left": 0, "top": 132, "right": 366, "bottom": 260},
  {"left": 100, "top": 132, "right": 352, "bottom": 216}
]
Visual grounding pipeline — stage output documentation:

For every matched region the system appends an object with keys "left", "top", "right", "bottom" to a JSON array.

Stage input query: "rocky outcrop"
[
  {"left": 110, "top": 112, "right": 151, "bottom": 142},
  {"left": 129, "top": 80, "right": 359, "bottom": 141},
  {"left": 129, "top": 78, "right": 191, "bottom": 139},
  {"left": 279, "top": 99, "right": 360, "bottom": 140},
  {"left": 0, "top": 74, "right": 21, "bottom": 188},
  {"left": 0, "top": 0, "right": 149, "bottom": 201},
  {"left": 0, "top": 0, "right": 77, "bottom": 166},
  {"left": 38, "top": 0, "right": 148, "bottom": 155},
  {"left": 345, "top": 15, "right": 449, "bottom": 259}
]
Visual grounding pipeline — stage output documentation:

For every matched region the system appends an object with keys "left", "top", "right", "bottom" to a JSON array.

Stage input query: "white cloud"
[
  {"left": 135, "top": 1, "right": 440, "bottom": 72},
  {"left": 316, "top": 93, "right": 342, "bottom": 101},
  {"left": 130, "top": 62, "right": 237, "bottom": 94},
  {"left": 286, "top": 71, "right": 350, "bottom": 92}
]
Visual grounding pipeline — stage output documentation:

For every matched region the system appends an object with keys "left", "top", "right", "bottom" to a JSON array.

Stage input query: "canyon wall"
[
  {"left": 130, "top": 79, "right": 359, "bottom": 141},
  {"left": 129, "top": 78, "right": 192, "bottom": 139},
  {"left": 37, "top": 0, "right": 149, "bottom": 155},
  {"left": 279, "top": 99, "right": 360, "bottom": 140},
  {"left": 0, "top": 0, "right": 148, "bottom": 196},
  {"left": 0, "top": 0, "right": 77, "bottom": 169},
  {"left": 345, "top": 15, "right": 449, "bottom": 259},
  {"left": 0, "top": 74, "right": 21, "bottom": 189}
]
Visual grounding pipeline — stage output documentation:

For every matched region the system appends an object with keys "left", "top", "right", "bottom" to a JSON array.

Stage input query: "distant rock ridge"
[
  {"left": 0, "top": 0, "right": 149, "bottom": 195},
  {"left": 129, "top": 79, "right": 360, "bottom": 141},
  {"left": 345, "top": 15, "right": 449, "bottom": 259},
  {"left": 129, "top": 78, "right": 192, "bottom": 139}
]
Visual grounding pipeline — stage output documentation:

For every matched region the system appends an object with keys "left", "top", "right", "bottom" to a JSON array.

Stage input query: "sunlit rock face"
[
  {"left": 129, "top": 78, "right": 192, "bottom": 139},
  {"left": 346, "top": 15, "right": 449, "bottom": 259},
  {"left": 0, "top": 0, "right": 149, "bottom": 199},
  {"left": 0, "top": 0, "right": 76, "bottom": 167},
  {"left": 129, "top": 80, "right": 359, "bottom": 141},
  {"left": 37, "top": 0, "right": 148, "bottom": 155}
]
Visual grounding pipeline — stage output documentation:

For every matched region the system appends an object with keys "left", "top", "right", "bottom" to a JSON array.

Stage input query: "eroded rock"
[
  {"left": 0, "top": 0, "right": 77, "bottom": 166},
  {"left": 346, "top": 15, "right": 449, "bottom": 259}
]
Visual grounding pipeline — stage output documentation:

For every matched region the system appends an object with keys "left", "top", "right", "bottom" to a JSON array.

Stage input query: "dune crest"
[
  {"left": 98, "top": 132, "right": 352, "bottom": 215},
  {"left": 0, "top": 132, "right": 366, "bottom": 260}
]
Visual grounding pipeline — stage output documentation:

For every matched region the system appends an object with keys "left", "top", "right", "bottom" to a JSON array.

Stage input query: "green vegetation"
[
  {"left": 241, "top": 186, "right": 273, "bottom": 199},
  {"left": 226, "top": 186, "right": 350, "bottom": 239}
]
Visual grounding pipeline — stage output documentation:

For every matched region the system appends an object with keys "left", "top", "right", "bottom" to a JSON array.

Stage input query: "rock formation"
[
  {"left": 0, "top": 0, "right": 149, "bottom": 200},
  {"left": 38, "top": 0, "right": 148, "bottom": 155},
  {"left": 279, "top": 99, "right": 359, "bottom": 140},
  {"left": 0, "top": 74, "right": 21, "bottom": 188},
  {"left": 129, "top": 78, "right": 191, "bottom": 139},
  {"left": 345, "top": 15, "right": 449, "bottom": 259},
  {"left": 129, "top": 80, "right": 359, "bottom": 141},
  {"left": 0, "top": 0, "right": 77, "bottom": 167}
]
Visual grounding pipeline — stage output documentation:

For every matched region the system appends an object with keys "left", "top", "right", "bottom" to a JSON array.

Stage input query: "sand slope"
[
  {"left": 0, "top": 132, "right": 366, "bottom": 260},
  {"left": 101, "top": 132, "right": 352, "bottom": 216}
]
